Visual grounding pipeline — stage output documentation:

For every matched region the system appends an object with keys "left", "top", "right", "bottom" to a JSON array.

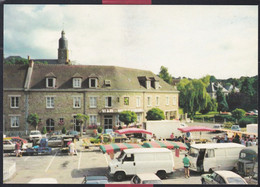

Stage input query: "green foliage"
[
  {"left": 177, "top": 76, "right": 211, "bottom": 119},
  {"left": 119, "top": 111, "right": 137, "bottom": 126},
  {"left": 223, "top": 122, "right": 234, "bottom": 129},
  {"left": 210, "top": 76, "right": 217, "bottom": 82},
  {"left": 62, "top": 127, "right": 67, "bottom": 134},
  {"left": 216, "top": 87, "right": 229, "bottom": 112},
  {"left": 90, "top": 138, "right": 100, "bottom": 144},
  {"left": 97, "top": 126, "right": 103, "bottom": 133},
  {"left": 214, "top": 114, "right": 235, "bottom": 123},
  {"left": 146, "top": 108, "right": 165, "bottom": 120},
  {"left": 4, "top": 57, "right": 29, "bottom": 65},
  {"left": 226, "top": 92, "right": 244, "bottom": 111},
  {"left": 231, "top": 108, "right": 246, "bottom": 120},
  {"left": 158, "top": 66, "right": 172, "bottom": 84},
  {"left": 75, "top": 113, "right": 89, "bottom": 124},
  {"left": 42, "top": 126, "right": 47, "bottom": 134},
  {"left": 27, "top": 113, "right": 40, "bottom": 130},
  {"left": 238, "top": 118, "right": 255, "bottom": 128}
]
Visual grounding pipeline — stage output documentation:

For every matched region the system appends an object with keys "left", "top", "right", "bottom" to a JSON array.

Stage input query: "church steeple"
[{"left": 58, "top": 30, "right": 69, "bottom": 64}]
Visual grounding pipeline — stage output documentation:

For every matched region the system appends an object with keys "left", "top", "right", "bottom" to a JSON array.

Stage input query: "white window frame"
[
  {"left": 147, "top": 96, "right": 151, "bottom": 106},
  {"left": 89, "top": 78, "right": 98, "bottom": 88},
  {"left": 137, "top": 113, "right": 142, "bottom": 123},
  {"left": 11, "top": 116, "right": 19, "bottom": 128},
  {"left": 146, "top": 80, "right": 151, "bottom": 89},
  {"left": 73, "top": 97, "right": 81, "bottom": 108},
  {"left": 136, "top": 96, "right": 141, "bottom": 107},
  {"left": 166, "top": 96, "right": 169, "bottom": 105},
  {"left": 173, "top": 96, "right": 177, "bottom": 106},
  {"left": 105, "top": 96, "right": 112, "bottom": 108},
  {"left": 89, "top": 96, "right": 97, "bottom": 108},
  {"left": 10, "top": 96, "right": 20, "bottom": 108},
  {"left": 46, "top": 78, "right": 56, "bottom": 88},
  {"left": 73, "top": 78, "right": 82, "bottom": 88},
  {"left": 156, "top": 96, "right": 160, "bottom": 106},
  {"left": 89, "top": 115, "right": 98, "bottom": 125},
  {"left": 46, "top": 97, "right": 54, "bottom": 108}
]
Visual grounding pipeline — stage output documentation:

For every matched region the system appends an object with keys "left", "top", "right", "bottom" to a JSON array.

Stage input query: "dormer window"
[
  {"left": 73, "top": 78, "right": 82, "bottom": 88},
  {"left": 89, "top": 78, "right": 98, "bottom": 88},
  {"left": 146, "top": 80, "right": 151, "bottom": 89},
  {"left": 104, "top": 80, "right": 111, "bottom": 87},
  {"left": 46, "top": 78, "right": 56, "bottom": 88}
]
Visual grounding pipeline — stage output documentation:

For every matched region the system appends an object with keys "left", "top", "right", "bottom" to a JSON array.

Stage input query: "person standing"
[
  {"left": 183, "top": 154, "right": 191, "bottom": 178},
  {"left": 170, "top": 133, "right": 174, "bottom": 140},
  {"left": 15, "top": 142, "right": 21, "bottom": 157}
]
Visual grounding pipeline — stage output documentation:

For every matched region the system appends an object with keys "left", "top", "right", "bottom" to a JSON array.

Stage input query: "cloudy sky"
[{"left": 4, "top": 5, "right": 258, "bottom": 79}]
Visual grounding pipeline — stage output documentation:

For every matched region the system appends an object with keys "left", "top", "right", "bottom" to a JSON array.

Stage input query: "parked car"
[
  {"left": 201, "top": 170, "right": 247, "bottom": 184},
  {"left": 81, "top": 176, "right": 109, "bottom": 184},
  {"left": 4, "top": 137, "right": 32, "bottom": 149},
  {"left": 66, "top": 131, "right": 79, "bottom": 140},
  {"left": 130, "top": 173, "right": 163, "bottom": 184},
  {"left": 29, "top": 130, "right": 43, "bottom": 142},
  {"left": 3, "top": 140, "right": 16, "bottom": 152},
  {"left": 47, "top": 136, "right": 63, "bottom": 147},
  {"left": 212, "top": 124, "right": 222, "bottom": 133},
  {"left": 231, "top": 125, "right": 241, "bottom": 131}
]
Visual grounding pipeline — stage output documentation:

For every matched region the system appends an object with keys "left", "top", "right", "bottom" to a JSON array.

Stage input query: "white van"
[
  {"left": 188, "top": 143, "right": 245, "bottom": 173},
  {"left": 108, "top": 148, "right": 174, "bottom": 181}
]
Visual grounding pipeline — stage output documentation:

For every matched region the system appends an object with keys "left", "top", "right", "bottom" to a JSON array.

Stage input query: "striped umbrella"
[
  {"left": 100, "top": 143, "right": 143, "bottom": 154},
  {"left": 142, "top": 140, "right": 188, "bottom": 150}
]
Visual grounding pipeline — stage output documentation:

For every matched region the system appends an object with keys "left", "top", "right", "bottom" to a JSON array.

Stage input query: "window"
[
  {"left": 146, "top": 80, "right": 151, "bottom": 89},
  {"left": 147, "top": 96, "right": 151, "bottom": 106},
  {"left": 46, "top": 78, "right": 55, "bottom": 88},
  {"left": 173, "top": 96, "right": 177, "bottom": 106},
  {"left": 123, "top": 154, "right": 134, "bottom": 162},
  {"left": 89, "top": 78, "right": 97, "bottom": 88},
  {"left": 156, "top": 96, "right": 159, "bottom": 106},
  {"left": 90, "top": 97, "right": 97, "bottom": 108},
  {"left": 73, "top": 78, "right": 82, "bottom": 88},
  {"left": 104, "top": 80, "right": 111, "bottom": 87},
  {"left": 124, "top": 97, "right": 129, "bottom": 105},
  {"left": 89, "top": 115, "right": 97, "bottom": 125},
  {"left": 10, "top": 96, "right": 19, "bottom": 108},
  {"left": 46, "top": 97, "right": 54, "bottom": 108},
  {"left": 136, "top": 97, "right": 141, "bottom": 107},
  {"left": 105, "top": 97, "right": 112, "bottom": 107},
  {"left": 137, "top": 113, "right": 142, "bottom": 123},
  {"left": 11, "top": 116, "right": 19, "bottom": 127},
  {"left": 166, "top": 96, "right": 169, "bottom": 105},
  {"left": 73, "top": 97, "right": 81, "bottom": 108},
  {"left": 46, "top": 118, "right": 55, "bottom": 132},
  {"left": 58, "top": 118, "right": 64, "bottom": 125},
  {"left": 205, "top": 149, "right": 215, "bottom": 158},
  {"left": 155, "top": 81, "right": 159, "bottom": 89}
]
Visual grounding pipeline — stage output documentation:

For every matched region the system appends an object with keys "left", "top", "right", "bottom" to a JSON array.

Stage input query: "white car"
[
  {"left": 29, "top": 130, "right": 42, "bottom": 141},
  {"left": 201, "top": 170, "right": 247, "bottom": 184},
  {"left": 131, "top": 173, "right": 163, "bottom": 184}
]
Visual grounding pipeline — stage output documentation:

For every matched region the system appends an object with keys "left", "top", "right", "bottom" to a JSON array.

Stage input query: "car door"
[
  {"left": 121, "top": 154, "right": 136, "bottom": 175},
  {"left": 203, "top": 149, "right": 216, "bottom": 172},
  {"left": 57, "top": 137, "right": 62, "bottom": 146}
]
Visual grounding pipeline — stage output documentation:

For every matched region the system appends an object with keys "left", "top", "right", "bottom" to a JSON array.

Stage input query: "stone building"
[{"left": 3, "top": 31, "right": 179, "bottom": 136}]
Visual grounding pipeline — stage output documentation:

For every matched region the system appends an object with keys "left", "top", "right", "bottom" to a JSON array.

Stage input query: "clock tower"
[{"left": 58, "top": 30, "right": 69, "bottom": 64}]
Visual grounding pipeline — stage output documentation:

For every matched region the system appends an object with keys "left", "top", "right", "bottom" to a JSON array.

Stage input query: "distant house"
[{"left": 207, "top": 82, "right": 239, "bottom": 99}]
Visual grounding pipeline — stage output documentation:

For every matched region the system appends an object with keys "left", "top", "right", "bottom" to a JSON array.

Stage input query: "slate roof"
[
  {"left": 28, "top": 64, "right": 177, "bottom": 91},
  {"left": 3, "top": 64, "right": 28, "bottom": 89},
  {"left": 32, "top": 59, "right": 58, "bottom": 64}
]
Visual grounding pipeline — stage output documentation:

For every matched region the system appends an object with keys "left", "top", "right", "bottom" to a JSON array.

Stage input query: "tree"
[
  {"left": 119, "top": 111, "right": 137, "bottom": 126},
  {"left": 62, "top": 127, "right": 67, "bottom": 134},
  {"left": 75, "top": 113, "right": 89, "bottom": 137},
  {"left": 216, "top": 87, "right": 229, "bottom": 112},
  {"left": 27, "top": 113, "right": 40, "bottom": 130},
  {"left": 226, "top": 91, "right": 244, "bottom": 111},
  {"left": 231, "top": 108, "right": 246, "bottom": 120},
  {"left": 177, "top": 76, "right": 211, "bottom": 119},
  {"left": 210, "top": 75, "right": 217, "bottom": 82},
  {"left": 42, "top": 126, "right": 47, "bottom": 134},
  {"left": 158, "top": 66, "right": 172, "bottom": 84},
  {"left": 240, "top": 77, "right": 257, "bottom": 111},
  {"left": 146, "top": 108, "right": 165, "bottom": 120}
]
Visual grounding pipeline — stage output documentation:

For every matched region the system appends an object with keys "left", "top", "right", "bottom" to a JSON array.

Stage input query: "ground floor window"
[
  {"left": 46, "top": 118, "right": 55, "bottom": 132},
  {"left": 73, "top": 116, "right": 81, "bottom": 131},
  {"left": 165, "top": 111, "right": 177, "bottom": 120},
  {"left": 104, "top": 115, "right": 113, "bottom": 129},
  {"left": 89, "top": 115, "right": 97, "bottom": 125},
  {"left": 11, "top": 116, "right": 19, "bottom": 128}
]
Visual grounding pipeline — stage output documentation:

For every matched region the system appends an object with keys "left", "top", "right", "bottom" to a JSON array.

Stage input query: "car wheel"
[
  {"left": 114, "top": 171, "right": 125, "bottom": 181},
  {"left": 156, "top": 170, "right": 166, "bottom": 179}
]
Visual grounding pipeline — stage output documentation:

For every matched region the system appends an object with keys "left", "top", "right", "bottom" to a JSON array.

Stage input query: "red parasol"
[
  {"left": 115, "top": 128, "right": 153, "bottom": 135},
  {"left": 178, "top": 126, "right": 215, "bottom": 133}
]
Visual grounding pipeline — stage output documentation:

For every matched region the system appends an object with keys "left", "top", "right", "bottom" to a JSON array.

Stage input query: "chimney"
[
  {"left": 29, "top": 59, "right": 34, "bottom": 68},
  {"left": 28, "top": 56, "right": 30, "bottom": 61}
]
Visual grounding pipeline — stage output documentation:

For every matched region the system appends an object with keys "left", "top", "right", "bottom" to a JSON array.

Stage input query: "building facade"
[{"left": 3, "top": 31, "right": 179, "bottom": 136}]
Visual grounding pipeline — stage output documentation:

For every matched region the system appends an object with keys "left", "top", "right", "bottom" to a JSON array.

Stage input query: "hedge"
[{"left": 238, "top": 117, "right": 257, "bottom": 128}]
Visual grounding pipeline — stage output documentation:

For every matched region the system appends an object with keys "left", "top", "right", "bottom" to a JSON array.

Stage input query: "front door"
[
  {"left": 104, "top": 115, "right": 113, "bottom": 129},
  {"left": 73, "top": 116, "right": 80, "bottom": 132}
]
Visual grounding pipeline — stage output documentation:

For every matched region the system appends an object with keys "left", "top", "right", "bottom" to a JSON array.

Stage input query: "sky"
[{"left": 4, "top": 5, "right": 258, "bottom": 79}]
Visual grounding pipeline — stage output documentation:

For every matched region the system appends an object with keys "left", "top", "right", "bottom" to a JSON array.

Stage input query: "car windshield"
[
  {"left": 117, "top": 151, "right": 125, "bottom": 161},
  {"left": 31, "top": 132, "right": 40, "bottom": 135},
  {"left": 226, "top": 177, "right": 246, "bottom": 184},
  {"left": 143, "top": 180, "right": 162, "bottom": 184},
  {"left": 189, "top": 148, "right": 199, "bottom": 157}
]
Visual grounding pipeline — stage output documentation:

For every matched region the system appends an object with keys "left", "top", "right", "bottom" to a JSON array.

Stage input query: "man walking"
[{"left": 183, "top": 154, "right": 191, "bottom": 178}]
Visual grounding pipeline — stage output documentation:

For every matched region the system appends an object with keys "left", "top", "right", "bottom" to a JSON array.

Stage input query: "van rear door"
[{"left": 203, "top": 149, "right": 216, "bottom": 172}]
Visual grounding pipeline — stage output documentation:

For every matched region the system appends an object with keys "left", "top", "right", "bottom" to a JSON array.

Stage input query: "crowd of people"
[{"left": 215, "top": 133, "right": 258, "bottom": 146}]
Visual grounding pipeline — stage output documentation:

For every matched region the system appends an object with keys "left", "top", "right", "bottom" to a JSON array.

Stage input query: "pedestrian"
[
  {"left": 100, "top": 134, "right": 104, "bottom": 144},
  {"left": 241, "top": 137, "right": 245, "bottom": 146},
  {"left": 170, "top": 133, "right": 174, "bottom": 140},
  {"left": 69, "top": 141, "right": 75, "bottom": 156},
  {"left": 224, "top": 133, "right": 228, "bottom": 142},
  {"left": 15, "top": 141, "right": 21, "bottom": 157},
  {"left": 183, "top": 154, "right": 191, "bottom": 178},
  {"left": 152, "top": 134, "right": 156, "bottom": 140}
]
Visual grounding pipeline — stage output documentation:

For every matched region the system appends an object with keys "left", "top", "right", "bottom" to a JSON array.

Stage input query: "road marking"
[
  {"left": 45, "top": 152, "right": 57, "bottom": 173},
  {"left": 104, "top": 154, "right": 108, "bottom": 165},
  {"left": 24, "top": 156, "right": 30, "bottom": 161},
  {"left": 78, "top": 151, "right": 82, "bottom": 170}
]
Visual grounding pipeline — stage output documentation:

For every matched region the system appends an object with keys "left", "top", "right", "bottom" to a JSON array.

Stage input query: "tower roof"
[{"left": 59, "top": 30, "right": 68, "bottom": 49}]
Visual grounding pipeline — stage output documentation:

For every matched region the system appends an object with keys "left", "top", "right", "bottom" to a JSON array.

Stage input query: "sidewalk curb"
[{"left": 3, "top": 160, "right": 16, "bottom": 182}]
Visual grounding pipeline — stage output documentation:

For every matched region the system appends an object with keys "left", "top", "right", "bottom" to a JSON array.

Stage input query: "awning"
[
  {"left": 115, "top": 128, "right": 152, "bottom": 135},
  {"left": 178, "top": 126, "right": 215, "bottom": 133},
  {"left": 100, "top": 143, "right": 143, "bottom": 154},
  {"left": 142, "top": 140, "right": 188, "bottom": 150}
]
